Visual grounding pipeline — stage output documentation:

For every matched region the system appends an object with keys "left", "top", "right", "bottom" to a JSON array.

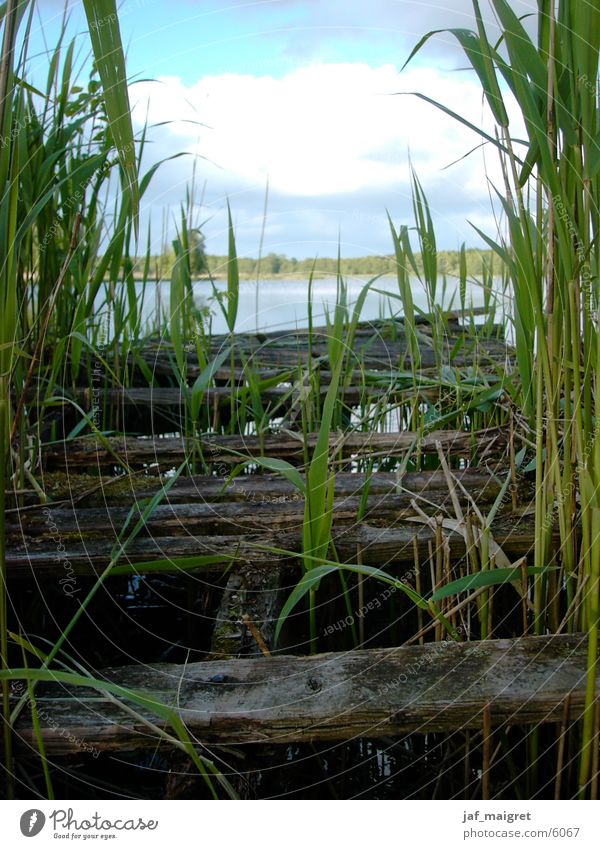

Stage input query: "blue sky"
[
  {"left": 40, "top": 1, "right": 478, "bottom": 81},
  {"left": 33, "top": 1, "right": 533, "bottom": 260}
]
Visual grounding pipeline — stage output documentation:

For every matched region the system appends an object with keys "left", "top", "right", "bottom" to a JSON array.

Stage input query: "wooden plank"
[
  {"left": 72, "top": 384, "right": 382, "bottom": 410},
  {"left": 6, "top": 514, "right": 548, "bottom": 578},
  {"left": 143, "top": 338, "right": 511, "bottom": 373},
  {"left": 7, "top": 494, "right": 492, "bottom": 538},
  {"left": 123, "top": 468, "right": 504, "bottom": 503},
  {"left": 145, "top": 308, "right": 492, "bottom": 343},
  {"left": 43, "top": 428, "right": 509, "bottom": 470},
  {"left": 7, "top": 468, "right": 506, "bottom": 539},
  {"left": 29, "top": 468, "right": 506, "bottom": 507},
  {"left": 136, "top": 317, "right": 510, "bottom": 373},
  {"left": 10, "top": 635, "right": 595, "bottom": 753}
]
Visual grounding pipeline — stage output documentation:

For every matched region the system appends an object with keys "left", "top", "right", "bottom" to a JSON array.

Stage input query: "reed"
[
  {"left": 1, "top": 0, "right": 136, "bottom": 797},
  {"left": 0, "top": 0, "right": 238, "bottom": 798},
  {"left": 2, "top": 0, "right": 596, "bottom": 800},
  {"left": 405, "top": 0, "right": 600, "bottom": 795}
]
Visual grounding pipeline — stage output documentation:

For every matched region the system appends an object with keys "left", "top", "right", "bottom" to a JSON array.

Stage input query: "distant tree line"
[{"left": 146, "top": 244, "right": 498, "bottom": 280}]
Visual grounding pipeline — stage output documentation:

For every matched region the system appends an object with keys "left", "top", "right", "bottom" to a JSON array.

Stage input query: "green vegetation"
[
  {"left": 406, "top": 0, "right": 600, "bottom": 796},
  {"left": 1, "top": 0, "right": 600, "bottom": 801},
  {"left": 151, "top": 246, "right": 497, "bottom": 280},
  {"left": 0, "top": 0, "right": 229, "bottom": 800}
]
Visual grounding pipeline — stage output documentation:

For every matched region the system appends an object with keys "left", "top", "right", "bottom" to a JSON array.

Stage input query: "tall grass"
[
  {"left": 0, "top": 0, "right": 237, "bottom": 799},
  {"left": 2, "top": 0, "right": 596, "bottom": 800},
  {"left": 405, "top": 0, "right": 600, "bottom": 796}
]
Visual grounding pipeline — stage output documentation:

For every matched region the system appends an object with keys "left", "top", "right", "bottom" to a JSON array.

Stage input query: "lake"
[{"left": 133, "top": 275, "right": 506, "bottom": 336}]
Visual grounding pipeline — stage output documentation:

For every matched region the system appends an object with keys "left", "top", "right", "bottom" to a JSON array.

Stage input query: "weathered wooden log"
[
  {"left": 7, "top": 468, "right": 507, "bottom": 541},
  {"left": 140, "top": 336, "right": 511, "bottom": 374},
  {"left": 72, "top": 316, "right": 510, "bottom": 395},
  {"left": 143, "top": 308, "right": 493, "bottom": 346},
  {"left": 133, "top": 316, "right": 510, "bottom": 374},
  {"left": 210, "top": 564, "right": 283, "bottom": 659},
  {"left": 6, "top": 514, "right": 549, "bottom": 578},
  {"left": 129, "top": 468, "right": 505, "bottom": 503},
  {"left": 44, "top": 428, "right": 509, "bottom": 470},
  {"left": 72, "top": 384, "right": 381, "bottom": 410},
  {"left": 32, "top": 468, "right": 507, "bottom": 507},
  {"left": 10, "top": 635, "right": 595, "bottom": 753}
]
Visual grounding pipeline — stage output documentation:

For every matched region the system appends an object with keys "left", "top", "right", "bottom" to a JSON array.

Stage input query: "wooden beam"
[
  {"left": 142, "top": 338, "right": 510, "bottom": 372},
  {"left": 7, "top": 469, "right": 506, "bottom": 540},
  {"left": 39, "top": 468, "right": 503, "bottom": 507},
  {"left": 210, "top": 563, "right": 282, "bottom": 659},
  {"left": 73, "top": 385, "right": 373, "bottom": 408},
  {"left": 10, "top": 635, "right": 595, "bottom": 754},
  {"left": 136, "top": 317, "right": 510, "bottom": 373},
  {"left": 5, "top": 513, "right": 547, "bottom": 578},
  {"left": 43, "top": 428, "right": 509, "bottom": 470}
]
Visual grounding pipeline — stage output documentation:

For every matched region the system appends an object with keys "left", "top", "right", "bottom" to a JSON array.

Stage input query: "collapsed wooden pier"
[{"left": 6, "top": 314, "right": 596, "bottom": 780}]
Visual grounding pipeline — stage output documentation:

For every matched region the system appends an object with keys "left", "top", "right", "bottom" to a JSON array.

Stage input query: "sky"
[{"left": 33, "top": 0, "right": 534, "bottom": 259}]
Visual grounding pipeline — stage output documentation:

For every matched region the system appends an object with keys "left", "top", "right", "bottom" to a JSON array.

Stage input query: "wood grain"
[{"left": 11, "top": 635, "right": 595, "bottom": 754}]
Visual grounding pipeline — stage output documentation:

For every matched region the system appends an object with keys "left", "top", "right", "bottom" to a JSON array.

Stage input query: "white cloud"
[{"left": 131, "top": 62, "right": 524, "bottom": 255}]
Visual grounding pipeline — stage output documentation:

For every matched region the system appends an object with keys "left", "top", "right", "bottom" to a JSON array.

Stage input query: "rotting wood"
[
  {"left": 43, "top": 428, "right": 509, "bottom": 470},
  {"left": 132, "top": 317, "right": 511, "bottom": 374},
  {"left": 210, "top": 563, "right": 283, "bottom": 660},
  {"left": 10, "top": 635, "right": 597, "bottom": 753},
  {"left": 6, "top": 514, "right": 551, "bottom": 579},
  {"left": 68, "top": 380, "right": 505, "bottom": 417},
  {"left": 139, "top": 338, "right": 511, "bottom": 374},
  {"left": 27, "top": 468, "right": 510, "bottom": 507},
  {"left": 143, "top": 309, "right": 494, "bottom": 346},
  {"left": 68, "top": 383, "right": 404, "bottom": 416},
  {"left": 6, "top": 469, "right": 508, "bottom": 540}
]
